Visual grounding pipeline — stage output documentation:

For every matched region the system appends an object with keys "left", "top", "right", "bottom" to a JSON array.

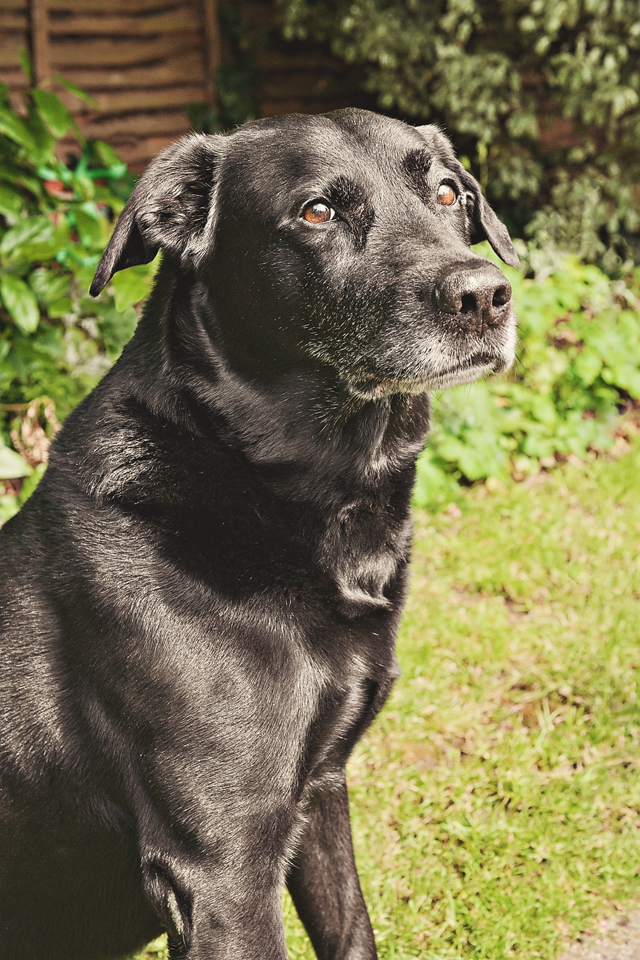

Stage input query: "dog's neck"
[
  {"left": 140, "top": 272, "right": 432, "bottom": 490},
  {"left": 144, "top": 283, "right": 430, "bottom": 617}
]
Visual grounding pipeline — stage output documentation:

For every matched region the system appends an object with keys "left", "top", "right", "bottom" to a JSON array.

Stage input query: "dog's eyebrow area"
[
  {"left": 402, "top": 148, "right": 455, "bottom": 205},
  {"left": 324, "top": 174, "right": 375, "bottom": 249}
]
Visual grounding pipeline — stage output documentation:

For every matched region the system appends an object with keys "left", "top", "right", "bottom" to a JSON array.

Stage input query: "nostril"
[
  {"left": 492, "top": 284, "right": 512, "bottom": 308},
  {"left": 460, "top": 293, "right": 476, "bottom": 314},
  {"left": 433, "top": 269, "right": 512, "bottom": 320}
]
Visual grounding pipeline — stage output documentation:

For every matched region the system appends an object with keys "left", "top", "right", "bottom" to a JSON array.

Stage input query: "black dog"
[{"left": 0, "top": 109, "right": 517, "bottom": 960}]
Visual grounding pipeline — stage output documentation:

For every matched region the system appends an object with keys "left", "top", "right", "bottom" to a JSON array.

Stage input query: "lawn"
[{"left": 280, "top": 438, "right": 640, "bottom": 959}]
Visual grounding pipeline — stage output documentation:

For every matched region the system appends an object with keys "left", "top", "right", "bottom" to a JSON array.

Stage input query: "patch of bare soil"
[{"left": 563, "top": 911, "right": 640, "bottom": 959}]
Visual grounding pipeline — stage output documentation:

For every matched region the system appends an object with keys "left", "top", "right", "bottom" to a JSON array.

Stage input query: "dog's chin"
[{"left": 347, "top": 354, "right": 513, "bottom": 401}]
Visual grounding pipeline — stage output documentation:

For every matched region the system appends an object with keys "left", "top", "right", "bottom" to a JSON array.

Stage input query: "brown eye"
[
  {"left": 437, "top": 183, "right": 458, "bottom": 206},
  {"left": 303, "top": 201, "right": 335, "bottom": 224}
]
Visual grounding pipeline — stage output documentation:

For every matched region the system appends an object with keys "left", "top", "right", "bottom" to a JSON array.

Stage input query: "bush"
[
  {"left": 415, "top": 246, "right": 640, "bottom": 508},
  {"left": 0, "top": 61, "right": 156, "bottom": 521},
  {"left": 279, "top": 0, "right": 640, "bottom": 272}
]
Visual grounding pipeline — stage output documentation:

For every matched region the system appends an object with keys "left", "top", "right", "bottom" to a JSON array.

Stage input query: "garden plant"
[{"left": 0, "top": 60, "right": 157, "bottom": 519}]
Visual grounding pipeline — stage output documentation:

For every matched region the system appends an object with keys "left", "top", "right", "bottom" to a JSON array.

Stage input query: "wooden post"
[
  {"left": 199, "top": 0, "right": 220, "bottom": 109},
  {"left": 29, "top": 0, "right": 51, "bottom": 86}
]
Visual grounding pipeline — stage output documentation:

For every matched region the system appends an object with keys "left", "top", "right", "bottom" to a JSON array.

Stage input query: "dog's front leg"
[
  {"left": 286, "top": 774, "right": 377, "bottom": 960},
  {"left": 142, "top": 850, "right": 289, "bottom": 960}
]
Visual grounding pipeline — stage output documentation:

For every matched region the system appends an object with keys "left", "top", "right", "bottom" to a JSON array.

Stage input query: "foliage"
[
  {"left": 414, "top": 246, "right": 640, "bottom": 509},
  {"left": 285, "top": 441, "right": 640, "bottom": 958},
  {"left": 0, "top": 63, "right": 157, "bottom": 516},
  {"left": 278, "top": 0, "right": 640, "bottom": 272}
]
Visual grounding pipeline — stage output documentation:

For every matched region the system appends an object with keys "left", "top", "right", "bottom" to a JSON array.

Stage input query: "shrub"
[
  {"left": 278, "top": 0, "right": 640, "bottom": 272},
  {"left": 0, "top": 61, "right": 156, "bottom": 521}
]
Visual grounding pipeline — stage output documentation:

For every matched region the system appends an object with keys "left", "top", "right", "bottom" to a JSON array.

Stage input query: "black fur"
[{"left": 0, "top": 109, "right": 518, "bottom": 960}]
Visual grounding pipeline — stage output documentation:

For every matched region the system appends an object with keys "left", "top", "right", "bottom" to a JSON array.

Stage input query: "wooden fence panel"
[
  {"left": 1, "top": 0, "right": 218, "bottom": 171},
  {"left": 0, "top": 0, "right": 30, "bottom": 94},
  {"left": 244, "top": 0, "right": 373, "bottom": 119}
]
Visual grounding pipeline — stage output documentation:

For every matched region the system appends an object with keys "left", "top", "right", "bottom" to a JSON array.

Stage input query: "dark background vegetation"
[{"left": 277, "top": 0, "right": 640, "bottom": 273}]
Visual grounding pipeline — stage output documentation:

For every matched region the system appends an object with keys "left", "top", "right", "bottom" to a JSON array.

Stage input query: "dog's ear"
[
  {"left": 457, "top": 167, "right": 520, "bottom": 268},
  {"left": 414, "top": 124, "right": 519, "bottom": 268},
  {"left": 90, "top": 133, "right": 225, "bottom": 297}
]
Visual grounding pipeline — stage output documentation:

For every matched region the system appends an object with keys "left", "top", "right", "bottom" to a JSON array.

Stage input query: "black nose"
[{"left": 432, "top": 261, "right": 512, "bottom": 335}]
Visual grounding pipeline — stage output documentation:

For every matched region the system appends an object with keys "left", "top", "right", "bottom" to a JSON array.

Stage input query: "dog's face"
[{"left": 92, "top": 110, "right": 518, "bottom": 400}]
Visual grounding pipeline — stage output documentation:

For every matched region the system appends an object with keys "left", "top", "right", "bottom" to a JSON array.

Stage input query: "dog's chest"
[
  {"left": 298, "top": 645, "right": 398, "bottom": 803},
  {"left": 316, "top": 495, "right": 412, "bottom": 614}
]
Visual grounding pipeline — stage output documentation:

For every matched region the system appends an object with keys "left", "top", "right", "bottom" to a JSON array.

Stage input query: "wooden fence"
[
  {"left": 1, "top": 0, "right": 220, "bottom": 170},
  {"left": 243, "top": 2, "right": 373, "bottom": 119}
]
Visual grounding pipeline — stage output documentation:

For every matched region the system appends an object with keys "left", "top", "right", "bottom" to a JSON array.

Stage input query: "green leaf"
[
  {"left": 0, "top": 494, "right": 20, "bottom": 525},
  {"left": 18, "top": 47, "right": 34, "bottom": 84},
  {"left": 0, "top": 163, "right": 42, "bottom": 197},
  {"left": 0, "top": 215, "right": 53, "bottom": 260},
  {"left": 32, "top": 88, "right": 73, "bottom": 139},
  {"left": 29, "top": 268, "right": 71, "bottom": 305},
  {"left": 47, "top": 297, "right": 73, "bottom": 318},
  {"left": 0, "top": 273, "right": 40, "bottom": 333},
  {"left": 0, "top": 214, "right": 68, "bottom": 264},
  {"left": 19, "top": 461, "right": 46, "bottom": 502},
  {"left": 413, "top": 450, "right": 460, "bottom": 509},
  {"left": 94, "top": 300, "right": 138, "bottom": 359},
  {"left": 73, "top": 202, "right": 105, "bottom": 249},
  {"left": 0, "top": 106, "right": 38, "bottom": 152},
  {"left": 573, "top": 349, "right": 603, "bottom": 386},
  {"left": 23, "top": 111, "right": 55, "bottom": 164},
  {"left": 0, "top": 184, "right": 24, "bottom": 221},
  {"left": 0, "top": 442, "right": 32, "bottom": 480},
  {"left": 51, "top": 75, "right": 98, "bottom": 109},
  {"left": 111, "top": 268, "right": 149, "bottom": 311},
  {"left": 91, "top": 140, "right": 127, "bottom": 178}
]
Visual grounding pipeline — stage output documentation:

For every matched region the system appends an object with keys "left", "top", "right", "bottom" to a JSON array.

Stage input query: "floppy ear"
[
  {"left": 413, "top": 124, "right": 519, "bottom": 268},
  {"left": 458, "top": 166, "right": 520, "bottom": 267},
  {"left": 90, "top": 133, "right": 225, "bottom": 297}
]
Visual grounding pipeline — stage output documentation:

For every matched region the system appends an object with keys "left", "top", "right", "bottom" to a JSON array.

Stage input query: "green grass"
[{"left": 282, "top": 439, "right": 640, "bottom": 959}]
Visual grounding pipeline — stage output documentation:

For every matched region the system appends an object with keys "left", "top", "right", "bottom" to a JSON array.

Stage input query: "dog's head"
[{"left": 92, "top": 110, "right": 518, "bottom": 400}]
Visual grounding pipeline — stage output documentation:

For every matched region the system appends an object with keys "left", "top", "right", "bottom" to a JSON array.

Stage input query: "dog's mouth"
[
  {"left": 417, "top": 353, "right": 509, "bottom": 391},
  {"left": 347, "top": 353, "right": 507, "bottom": 400}
]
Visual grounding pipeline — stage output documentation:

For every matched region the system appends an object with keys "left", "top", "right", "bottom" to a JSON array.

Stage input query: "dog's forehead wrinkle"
[
  {"left": 223, "top": 116, "right": 425, "bottom": 217},
  {"left": 230, "top": 119, "right": 355, "bottom": 176},
  {"left": 412, "top": 122, "right": 456, "bottom": 158},
  {"left": 402, "top": 148, "right": 433, "bottom": 180}
]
